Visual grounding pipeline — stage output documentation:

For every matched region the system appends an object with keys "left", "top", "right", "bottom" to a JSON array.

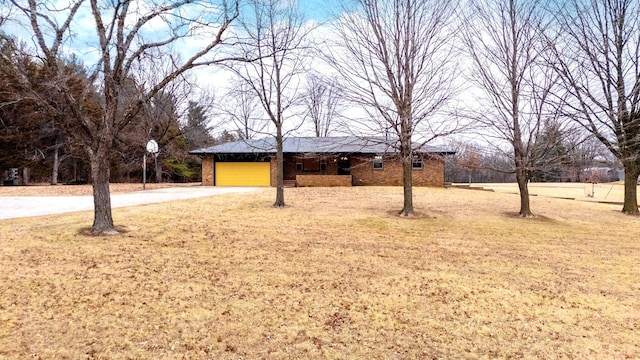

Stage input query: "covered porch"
[{"left": 277, "top": 154, "right": 353, "bottom": 187}]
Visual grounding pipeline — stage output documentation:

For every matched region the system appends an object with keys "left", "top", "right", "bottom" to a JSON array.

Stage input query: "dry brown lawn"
[
  {"left": 459, "top": 181, "right": 635, "bottom": 204},
  {"left": 0, "top": 186, "right": 639, "bottom": 359}
]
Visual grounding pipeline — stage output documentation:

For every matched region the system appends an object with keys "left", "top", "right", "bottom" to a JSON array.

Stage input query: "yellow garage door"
[{"left": 215, "top": 162, "right": 270, "bottom": 186}]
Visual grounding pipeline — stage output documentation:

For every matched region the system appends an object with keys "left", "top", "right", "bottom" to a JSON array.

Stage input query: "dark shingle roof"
[{"left": 189, "top": 136, "right": 454, "bottom": 155}]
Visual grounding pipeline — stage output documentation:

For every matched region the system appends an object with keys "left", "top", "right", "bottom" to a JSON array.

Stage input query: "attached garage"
[{"left": 215, "top": 162, "right": 270, "bottom": 186}]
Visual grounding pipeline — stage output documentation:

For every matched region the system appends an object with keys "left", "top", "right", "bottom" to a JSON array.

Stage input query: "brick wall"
[
  {"left": 296, "top": 175, "right": 352, "bottom": 187},
  {"left": 202, "top": 156, "right": 214, "bottom": 186},
  {"left": 421, "top": 155, "right": 445, "bottom": 186},
  {"left": 351, "top": 155, "right": 444, "bottom": 187}
]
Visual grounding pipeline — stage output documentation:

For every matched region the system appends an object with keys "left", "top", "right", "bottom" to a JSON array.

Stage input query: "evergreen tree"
[{"left": 183, "top": 101, "right": 215, "bottom": 150}]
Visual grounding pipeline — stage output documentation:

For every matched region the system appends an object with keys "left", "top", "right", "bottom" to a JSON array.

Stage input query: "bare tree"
[
  {"left": 461, "top": 0, "right": 565, "bottom": 217},
  {"left": 302, "top": 72, "right": 344, "bottom": 137},
  {"left": 325, "top": 0, "right": 460, "bottom": 216},
  {"left": 0, "top": 0, "right": 14, "bottom": 29},
  {"left": 565, "top": 134, "right": 613, "bottom": 182},
  {"left": 458, "top": 148, "right": 483, "bottom": 185},
  {"left": 445, "top": 139, "right": 518, "bottom": 183},
  {"left": 224, "top": 0, "right": 309, "bottom": 207},
  {"left": 217, "top": 80, "right": 268, "bottom": 140},
  {"left": 11, "top": 0, "right": 239, "bottom": 234},
  {"left": 548, "top": 0, "right": 640, "bottom": 214}
]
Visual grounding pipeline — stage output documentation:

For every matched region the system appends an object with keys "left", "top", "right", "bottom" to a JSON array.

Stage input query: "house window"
[
  {"left": 373, "top": 155, "right": 384, "bottom": 170},
  {"left": 320, "top": 161, "right": 327, "bottom": 172},
  {"left": 303, "top": 158, "right": 320, "bottom": 171},
  {"left": 295, "top": 159, "right": 303, "bottom": 172},
  {"left": 412, "top": 154, "right": 424, "bottom": 170}
]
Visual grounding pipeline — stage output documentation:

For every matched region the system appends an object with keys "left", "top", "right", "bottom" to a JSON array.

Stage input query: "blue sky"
[{"left": 298, "top": 0, "right": 342, "bottom": 21}]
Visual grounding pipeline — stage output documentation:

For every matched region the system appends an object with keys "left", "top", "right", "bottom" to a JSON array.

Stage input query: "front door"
[{"left": 338, "top": 157, "right": 350, "bottom": 175}]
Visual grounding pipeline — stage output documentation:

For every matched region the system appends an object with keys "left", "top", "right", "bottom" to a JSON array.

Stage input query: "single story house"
[{"left": 189, "top": 136, "right": 454, "bottom": 187}]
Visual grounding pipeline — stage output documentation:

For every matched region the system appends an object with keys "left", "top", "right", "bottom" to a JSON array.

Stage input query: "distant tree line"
[
  {"left": 0, "top": 35, "right": 239, "bottom": 185},
  {"left": 445, "top": 137, "right": 619, "bottom": 184}
]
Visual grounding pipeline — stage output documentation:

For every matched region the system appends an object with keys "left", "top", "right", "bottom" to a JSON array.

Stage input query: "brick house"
[{"left": 189, "top": 136, "right": 454, "bottom": 187}]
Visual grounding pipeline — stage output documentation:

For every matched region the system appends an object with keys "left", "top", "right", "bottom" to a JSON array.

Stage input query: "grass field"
[
  {"left": 458, "top": 181, "right": 632, "bottom": 204},
  {"left": 0, "top": 185, "right": 639, "bottom": 359}
]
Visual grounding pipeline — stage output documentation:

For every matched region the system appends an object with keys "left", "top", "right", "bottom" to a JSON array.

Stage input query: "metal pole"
[
  {"left": 154, "top": 153, "right": 158, "bottom": 183},
  {"left": 143, "top": 153, "right": 146, "bottom": 190}
]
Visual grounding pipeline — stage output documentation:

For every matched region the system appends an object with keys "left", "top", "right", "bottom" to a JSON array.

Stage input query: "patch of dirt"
[
  {"left": 385, "top": 209, "right": 432, "bottom": 219},
  {"left": 502, "top": 211, "right": 558, "bottom": 223},
  {"left": 78, "top": 225, "right": 130, "bottom": 236}
]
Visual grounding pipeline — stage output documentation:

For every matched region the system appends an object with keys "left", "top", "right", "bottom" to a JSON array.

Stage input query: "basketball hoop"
[{"left": 143, "top": 140, "right": 159, "bottom": 190}]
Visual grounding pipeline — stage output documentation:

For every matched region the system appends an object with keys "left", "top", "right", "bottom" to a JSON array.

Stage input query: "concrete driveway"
[{"left": 0, "top": 187, "right": 259, "bottom": 220}]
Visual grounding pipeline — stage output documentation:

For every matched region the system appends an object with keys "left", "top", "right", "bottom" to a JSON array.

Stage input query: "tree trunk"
[
  {"left": 22, "top": 167, "right": 29, "bottom": 185},
  {"left": 398, "top": 132, "right": 414, "bottom": 216},
  {"left": 273, "top": 126, "right": 285, "bottom": 207},
  {"left": 516, "top": 166, "right": 533, "bottom": 217},
  {"left": 90, "top": 147, "right": 117, "bottom": 234},
  {"left": 399, "top": 154, "right": 414, "bottom": 216},
  {"left": 621, "top": 161, "right": 639, "bottom": 215},
  {"left": 51, "top": 145, "right": 60, "bottom": 185}
]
